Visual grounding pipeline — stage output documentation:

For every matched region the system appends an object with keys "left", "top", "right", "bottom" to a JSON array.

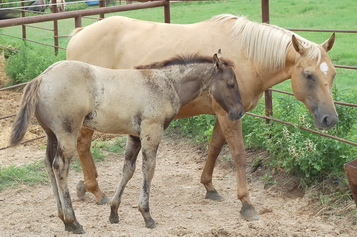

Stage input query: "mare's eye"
[
  {"left": 227, "top": 83, "right": 235, "bottom": 88},
  {"left": 304, "top": 72, "right": 314, "bottom": 80}
]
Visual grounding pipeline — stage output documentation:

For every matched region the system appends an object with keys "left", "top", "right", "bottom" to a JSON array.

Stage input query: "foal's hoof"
[
  {"left": 240, "top": 201, "right": 260, "bottom": 221},
  {"left": 64, "top": 222, "right": 85, "bottom": 234},
  {"left": 205, "top": 190, "right": 224, "bottom": 201},
  {"left": 145, "top": 218, "right": 156, "bottom": 229},
  {"left": 76, "top": 180, "right": 87, "bottom": 201}
]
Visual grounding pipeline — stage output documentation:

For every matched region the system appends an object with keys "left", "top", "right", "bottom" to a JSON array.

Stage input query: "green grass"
[{"left": 0, "top": 161, "right": 48, "bottom": 190}]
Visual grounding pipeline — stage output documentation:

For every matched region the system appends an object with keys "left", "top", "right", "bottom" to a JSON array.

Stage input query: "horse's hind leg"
[
  {"left": 44, "top": 129, "right": 84, "bottom": 233},
  {"left": 43, "top": 130, "right": 64, "bottom": 223},
  {"left": 76, "top": 127, "right": 109, "bottom": 204},
  {"left": 110, "top": 135, "right": 141, "bottom": 224},
  {"left": 56, "top": 135, "right": 84, "bottom": 233}
]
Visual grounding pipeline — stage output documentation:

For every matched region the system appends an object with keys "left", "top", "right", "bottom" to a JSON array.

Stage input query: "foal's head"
[
  {"left": 135, "top": 50, "right": 244, "bottom": 121},
  {"left": 209, "top": 50, "right": 244, "bottom": 121}
]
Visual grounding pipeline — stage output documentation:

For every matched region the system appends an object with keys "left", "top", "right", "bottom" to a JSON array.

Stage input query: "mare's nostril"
[{"left": 322, "top": 115, "right": 330, "bottom": 127}]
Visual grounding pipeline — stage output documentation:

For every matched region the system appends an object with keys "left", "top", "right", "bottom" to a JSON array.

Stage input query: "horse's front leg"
[
  {"left": 200, "top": 118, "right": 226, "bottom": 200},
  {"left": 110, "top": 135, "right": 141, "bottom": 224},
  {"left": 216, "top": 112, "right": 260, "bottom": 221},
  {"left": 137, "top": 124, "right": 163, "bottom": 229},
  {"left": 76, "top": 127, "right": 110, "bottom": 204}
]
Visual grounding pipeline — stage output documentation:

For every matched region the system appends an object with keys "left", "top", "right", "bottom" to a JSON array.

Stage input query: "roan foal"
[{"left": 10, "top": 51, "right": 244, "bottom": 234}]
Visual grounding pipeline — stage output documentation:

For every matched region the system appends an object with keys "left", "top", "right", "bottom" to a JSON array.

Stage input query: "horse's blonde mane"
[{"left": 211, "top": 14, "right": 322, "bottom": 70}]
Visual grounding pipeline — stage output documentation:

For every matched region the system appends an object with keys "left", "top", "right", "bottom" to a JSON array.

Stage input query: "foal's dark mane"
[{"left": 135, "top": 53, "right": 234, "bottom": 69}]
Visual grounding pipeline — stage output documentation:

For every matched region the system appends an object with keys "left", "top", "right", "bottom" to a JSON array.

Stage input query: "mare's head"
[
  {"left": 209, "top": 50, "right": 244, "bottom": 121},
  {"left": 290, "top": 33, "right": 338, "bottom": 130}
]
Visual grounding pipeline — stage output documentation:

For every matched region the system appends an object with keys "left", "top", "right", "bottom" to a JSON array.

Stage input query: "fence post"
[
  {"left": 52, "top": 0, "right": 59, "bottom": 55},
  {"left": 75, "top": 16, "right": 82, "bottom": 28},
  {"left": 21, "top": 0, "right": 26, "bottom": 40},
  {"left": 164, "top": 0, "right": 170, "bottom": 23},
  {"left": 261, "top": 0, "right": 272, "bottom": 123},
  {"left": 99, "top": 0, "right": 105, "bottom": 19}
]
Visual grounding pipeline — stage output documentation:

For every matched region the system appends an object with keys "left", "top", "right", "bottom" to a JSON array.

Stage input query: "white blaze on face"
[
  {"left": 320, "top": 62, "right": 329, "bottom": 76},
  {"left": 320, "top": 61, "right": 331, "bottom": 93}
]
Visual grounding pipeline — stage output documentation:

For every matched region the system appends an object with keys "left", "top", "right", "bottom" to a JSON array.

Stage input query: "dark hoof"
[
  {"left": 64, "top": 223, "right": 85, "bottom": 234},
  {"left": 76, "top": 181, "right": 87, "bottom": 201},
  {"left": 240, "top": 201, "right": 260, "bottom": 221},
  {"left": 145, "top": 218, "right": 156, "bottom": 229},
  {"left": 96, "top": 194, "right": 110, "bottom": 205},
  {"left": 205, "top": 190, "right": 224, "bottom": 201},
  {"left": 109, "top": 212, "right": 119, "bottom": 224}
]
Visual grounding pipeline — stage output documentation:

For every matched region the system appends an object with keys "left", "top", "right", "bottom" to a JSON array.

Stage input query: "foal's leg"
[
  {"left": 138, "top": 124, "right": 163, "bottom": 229},
  {"left": 53, "top": 134, "right": 84, "bottom": 234},
  {"left": 76, "top": 127, "right": 109, "bottom": 204},
  {"left": 216, "top": 113, "right": 260, "bottom": 221},
  {"left": 43, "top": 130, "right": 64, "bottom": 223},
  {"left": 109, "top": 135, "right": 141, "bottom": 224},
  {"left": 201, "top": 119, "right": 226, "bottom": 200}
]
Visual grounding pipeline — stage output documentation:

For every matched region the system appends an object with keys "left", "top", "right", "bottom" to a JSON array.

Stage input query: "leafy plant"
[{"left": 5, "top": 42, "right": 65, "bottom": 86}]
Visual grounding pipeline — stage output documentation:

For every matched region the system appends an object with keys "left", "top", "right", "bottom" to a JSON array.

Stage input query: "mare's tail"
[{"left": 10, "top": 77, "right": 42, "bottom": 146}]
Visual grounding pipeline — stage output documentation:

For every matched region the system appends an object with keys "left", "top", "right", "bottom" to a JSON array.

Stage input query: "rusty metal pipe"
[{"left": 0, "top": 1, "right": 166, "bottom": 28}]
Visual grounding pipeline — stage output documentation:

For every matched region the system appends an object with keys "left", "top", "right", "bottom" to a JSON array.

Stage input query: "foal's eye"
[{"left": 227, "top": 83, "right": 235, "bottom": 88}]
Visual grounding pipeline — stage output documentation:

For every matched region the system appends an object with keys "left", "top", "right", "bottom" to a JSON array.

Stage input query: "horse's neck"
[
  {"left": 239, "top": 49, "right": 296, "bottom": 111},
  {"left": 170, "top": 65, "right": 212, "bottom": 107}
]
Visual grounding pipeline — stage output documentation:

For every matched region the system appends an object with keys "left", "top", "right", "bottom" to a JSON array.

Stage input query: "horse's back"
[{"left": 66, "top": 16, "right": 230, "bottom": 69}]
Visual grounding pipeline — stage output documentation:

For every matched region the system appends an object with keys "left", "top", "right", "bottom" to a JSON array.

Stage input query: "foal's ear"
[
  {"left": 292, "top": 35, "right": 307, "bottom": 56},
  {"left": 321, "top": 32, "right": 335, "bottom": 52},
  {"left": 213, "top": 49, "right": 223, "bottom": 69}
]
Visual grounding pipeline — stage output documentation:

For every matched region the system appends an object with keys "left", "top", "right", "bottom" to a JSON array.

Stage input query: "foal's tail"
[{"left": 10, "top": 77, "right": 42, "bottom": 146}]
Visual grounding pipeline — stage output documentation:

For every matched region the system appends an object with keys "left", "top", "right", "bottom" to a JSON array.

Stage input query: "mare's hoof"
[
  {"left": 205, "top": 190, "right": 224, "bottom": 201},
  {"left": 96, "top": 194, "right": 110, "bottom": 205},
  {"left": 145, "top": 218, "right": 156, "bottom": 229},
  {"left": 240, "top": 201, "right": 260, "bottom": 221},
  {"left": 76, "top": 180, "right": 87, "bottom": 200}
]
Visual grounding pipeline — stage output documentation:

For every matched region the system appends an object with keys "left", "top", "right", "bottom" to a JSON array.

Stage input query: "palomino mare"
[
  {"left": 10, "top": 53, "right": 244, "bottom": 233},
  {"left": 67, "top": 14, "right": 338, "bottom": 221}
]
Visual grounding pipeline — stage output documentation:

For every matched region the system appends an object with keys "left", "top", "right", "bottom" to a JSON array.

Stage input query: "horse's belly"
[{"left": 83, "top": 115, "right": 140, "bottom": 137}]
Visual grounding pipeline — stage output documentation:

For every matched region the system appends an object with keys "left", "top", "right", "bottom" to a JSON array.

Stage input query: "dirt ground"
[{"left": 1, "top": 56, "right": 357, "bottom": 236}]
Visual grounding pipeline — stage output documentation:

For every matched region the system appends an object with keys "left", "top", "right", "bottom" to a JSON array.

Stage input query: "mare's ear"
[
  {"left": 292, "top": 35, "right": 307, "bottom": 56},
  {"left": 213, "top": 49, "right": 223, "bottom": 69},
  {"left": 321, "top": 32, "right": 335, "bottom": 52}
]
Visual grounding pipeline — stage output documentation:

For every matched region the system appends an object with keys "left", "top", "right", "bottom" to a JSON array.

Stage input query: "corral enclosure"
[{"left": 1, "top": 0, "right": 357, "bottom": 236}]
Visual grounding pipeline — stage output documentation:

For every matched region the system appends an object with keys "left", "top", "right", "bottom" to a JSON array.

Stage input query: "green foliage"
[
  {"left": 169, "top": 115, "right": 216, "bottom": 143},
  {"left": 0, "top": 162, "right": 48, "bottom": 190},
  {"left": 5, "top": 43, "right": 65, "bottom": 86},
  {"left": 243, "top": 89, "right": 357, "bottom": 182}
]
